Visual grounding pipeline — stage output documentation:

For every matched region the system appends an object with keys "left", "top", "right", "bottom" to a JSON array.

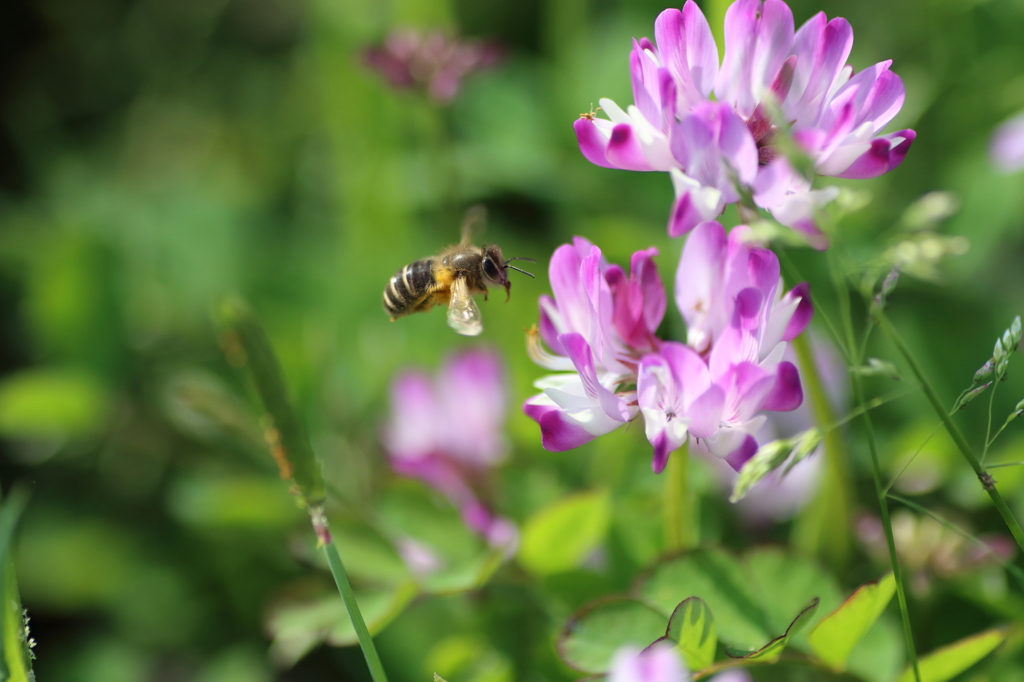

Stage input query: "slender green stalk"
[
  {"left": 830, "top": 252, "right": 921, "bottom": 682},
  {"left": 982, "top": 379, "right": 999, "bottom": 464},
  {"left": 664, "top": 442, "right": 697, "bottom": 551},
  {"left": 989, "top": 461, "right": 1024, "bottom": 469},
  {"left": 325, "top": 541, "right": 390, "bottom": 682},
  {"left": 880, "top": 314, "right": 1024, "bottom": 554},
  {"left": 881, "top": 420, "right": 943, "bottom": 496},
  {"left": 791, "top": 333, "right": 852, "bottom": 568},
  {"left": 217, "top": 298, "right": 390, "bottom": 682}
]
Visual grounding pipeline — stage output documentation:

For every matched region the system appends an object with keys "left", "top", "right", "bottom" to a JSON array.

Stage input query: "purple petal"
[
  {"left": 650, "top": 432, "right": 672, "bottom": 474},
  {"left": 715, "top": 0, "right": 760, "bottom": 116},
  {"left": 676, "top": 220, "right": 726, "bottom": 344},
  {"left": 725, "top": 434, "right": 759, "bottom": 471},
  {"left": 523, "top": 398, "right": 597, "bottom": 451},
  {"left": 682, "top": 0, "right": 719, "bottom": 98},
  {"left": 718, "top": 103, "right": 759, "bottom": 184},
  {"left": 631, "top": 42, "right": 663, "bottom": 128},
  {"left": 762, "top": 361, "right": 803, "bottom": 412},
  {"left": 667, "top": 190, "right": 704, "bottom": 237},
  {"left": 608, "top": 124, "right": 654, "bottom": 171},
  {"left": 573, "top": 118, "right": 614, "bottom": 168},
  {"left": 752, "top": 0, "right": 795, "bottom": 104},
  {"left": 561, "top": 332, "right": 630, "bottom": 421},
  {"left": 688, "top": 385, "right": 725, "bottom": 439},
  {"left": 733, "top": 287, "right": 764, "bottom": 327},
  {"left": 632, "top": 247, "right": 666, "bottom": 334},
  {"left": 745, "top": 247, "right": 781, "bottom": 299},
  {"left": 661, "top": 340, "right": 712, "bottom": 405},
  {"left": 782, "top": 282, "right": 813, "bottom": 340},
  {"left": 833, "top": 129, "right": 916, "bottom": 179},
  {"left": 538, "top": 295, "right": 565, "bottom": 355}
]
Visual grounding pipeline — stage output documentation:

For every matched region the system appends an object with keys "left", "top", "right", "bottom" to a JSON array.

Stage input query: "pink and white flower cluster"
[
  {"left": 575, "top": 0, "right": 914, "bottom": 247},
  {"left": 384, "top": 349, "right": 516, "bottom": 549},
  {"left": 524, "top": 222, "right": 811, "bottom": 473}
]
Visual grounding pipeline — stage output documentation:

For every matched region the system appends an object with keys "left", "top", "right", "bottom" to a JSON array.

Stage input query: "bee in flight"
[{"left": 382, "top": 206, "right": 535, "bottom": 336}]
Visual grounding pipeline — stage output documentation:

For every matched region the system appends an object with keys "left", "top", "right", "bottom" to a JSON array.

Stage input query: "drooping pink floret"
[
  {"left": 573, "top": 0, "right": 915, "bottom": 245},
  {"left": 384, "top": 349, "right": 516, "bottom": 549}
]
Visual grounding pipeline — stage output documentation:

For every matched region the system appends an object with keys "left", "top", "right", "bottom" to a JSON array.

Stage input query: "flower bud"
[
  {"left": 974, "top": 358, "right": 994, "bottom": 383},
  {"left": 958, "top": 382, "right": 992, "bottom": 410}
]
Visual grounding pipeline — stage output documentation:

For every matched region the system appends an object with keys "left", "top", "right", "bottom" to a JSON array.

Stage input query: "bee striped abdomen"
[{"left": 384, "top": 259, "right": 436, "bottom": 319}]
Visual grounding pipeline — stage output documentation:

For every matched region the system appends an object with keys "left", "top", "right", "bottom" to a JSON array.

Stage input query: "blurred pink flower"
[
  {"left": 990, "top": 111, "right": 1024, "bottom": 173},
  {"left": 573, "top": 0, "right": 914, "bottom": 245},
  {"left": 609, "top": 644, "right": 689, "bottom": 682},
  {"left": 363, "top": 28, "right": 502, "bottom": 103},
  {"left": 384, "top": 348, "right": 515, "bottom": 549}
]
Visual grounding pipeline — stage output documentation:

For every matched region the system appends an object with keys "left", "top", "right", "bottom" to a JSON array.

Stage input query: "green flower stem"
[
  {"left": 324, "top": 540, "right": 390, "bottom": 682},
  {"left": 664, "top": 442, "right": 697, "bottom": 551},
  {"left": 830, "top": 254, "right": 921, "bottom": 682},
  {"left": 880, "top": 314, "right": 1024, "bottom": 554},
  {"left": 790, "top": 333, "right": 852, "bottom": 568}
]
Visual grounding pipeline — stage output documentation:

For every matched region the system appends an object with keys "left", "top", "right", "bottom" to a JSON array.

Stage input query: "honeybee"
[{"left": 382, "top": 206, "right": 535, "bottom": 336}]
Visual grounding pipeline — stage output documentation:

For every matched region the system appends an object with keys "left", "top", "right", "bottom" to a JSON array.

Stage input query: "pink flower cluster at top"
[
  {"left": 384, "top": 349, "right": 516, "bottom": 549},
  {"left": 574, "top": 0, "right": 914, "bottom": 247},
  {"left": 524, "top": 222, "right": 811, "bottom": 473}
]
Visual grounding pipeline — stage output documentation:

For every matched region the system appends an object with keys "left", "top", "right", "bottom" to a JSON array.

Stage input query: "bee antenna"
[
  {"left": 505, "top": 257, "right": 536, "bottom": 263},
  {"left": 506, "top": 265, "right": 535, "bottom": 278}
]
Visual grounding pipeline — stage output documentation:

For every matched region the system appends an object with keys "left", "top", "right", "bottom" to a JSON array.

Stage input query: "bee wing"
[
  {"left": 460, "top": 204, "right": 487, "bottom": 245},
  {"left": 447, "top": 276, "right": 484, "bottom": 336}
]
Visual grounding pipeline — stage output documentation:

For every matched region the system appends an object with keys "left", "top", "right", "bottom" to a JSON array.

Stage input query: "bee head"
[
  {"left": 480, "top": 245, "right": 509, "bottom": 294},
  {"left": 481, "top": 245, "right": 536, "bottom": 302}
]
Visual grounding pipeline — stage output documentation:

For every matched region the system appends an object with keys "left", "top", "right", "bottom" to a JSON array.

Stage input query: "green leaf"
[
  {"left": 742, "top": 547, "right": 844, "bottom": 639},
  {"left": 557, "top": 598, "right": 667, "bottom": 673},
  {"left": 0, "top": 486, "right": 32, "bottom": 681},
  {"left": 664, "top": 597, "right": 716, "bottom": 672},
  {"left": 724, "top": 598, "right": 819, "bottom": 663},
  {"left": 519, "top": 490, "right": 610, "bottom": 576},
  {"left": 0, "top": 367, "right": 109, "bottom": 439},
  {"left": 808, "top": 573, "right": 896, "bottom": 670},
  {"left": 637, "top": 549, "right": 772, "bottom": 650},
  {"left": 896, "top": 628, "right": 1006, "bottom": 682}
]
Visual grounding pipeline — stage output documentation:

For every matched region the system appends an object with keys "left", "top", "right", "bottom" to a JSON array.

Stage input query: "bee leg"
[{"left": 504, "top": 281, "right": 511, "bottom": 303}]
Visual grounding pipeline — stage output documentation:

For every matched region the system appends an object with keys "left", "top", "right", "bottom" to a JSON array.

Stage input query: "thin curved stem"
[
  {"left": 879, "top": 314, "right": 1024, "bottom": 555},
  {"left": 830, "top": 251, "right": 921, "bottom": 682}
]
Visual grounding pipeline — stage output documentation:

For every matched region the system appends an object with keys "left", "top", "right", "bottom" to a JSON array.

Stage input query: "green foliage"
[
  {"left": 518, "top": 489, "right": 610, "bottom": 576},
  {"left": 557, "top": 598, "right": 667, "bottom": 673},
  {"left": 896, "top": 629, "right": 1007, "bottom": 682},
  {"left": 664, "top": 597, "right": 716, "bottom": 672},
  {"left": 639, "top": 550, "right": 779, "bottom": 650},
  {"left": 723, "top": 598, "right": 818, "bottom": 662},
  {"left": 809, "top": 573, "right": 896, "bottom": 671},
  {"left": 0, "top": 367, "right": 109, "bottom": 439}
]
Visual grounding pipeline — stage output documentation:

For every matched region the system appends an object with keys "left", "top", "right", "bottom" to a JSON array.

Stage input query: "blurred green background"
[{"left": 2, "top": 0, "right": 1024, "bottom": 679}]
